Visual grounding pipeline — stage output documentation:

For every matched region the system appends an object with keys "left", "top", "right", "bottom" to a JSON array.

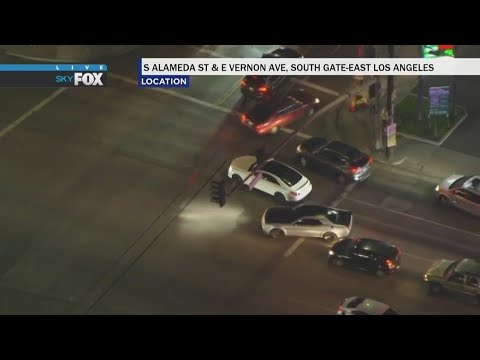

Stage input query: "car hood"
[
  {"left": 231, "top": 155, "right": 257, "bottom": 172},
  {"left": 439, "top": 174, "right": 465, "bottom": 191},
  {"left": 425, "top": 259, "right": 455, "bottom": 278}
]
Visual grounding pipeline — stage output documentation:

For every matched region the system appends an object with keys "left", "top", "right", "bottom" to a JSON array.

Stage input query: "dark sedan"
[
  {"left": 240, "top": 89, "right": 319, "bottom": 135},
  {"left": 328, "top": 238, "right": 401, "bottom": 277},
  {"left": 241, "top": 47, "right": 303, "bottom": 100},
  {"left": 296, "top": 137, "right": 373, "bottom": 184}
]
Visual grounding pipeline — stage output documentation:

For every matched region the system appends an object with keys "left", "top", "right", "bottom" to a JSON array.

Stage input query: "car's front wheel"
[
  {"left": 323, "top": 232, "right": 338, "bottom": 242},
  {"left": 270, "top": 229, "right": 285, "bottom": 239},
  {"left": 428, "top": 282, "right": 443, "bottom": 295},
  {"left": 438, "top": 195, "right": 450, "bottom": 206},
  {"left": 331, "top": 256, "right": 345, "bottom": 267}
]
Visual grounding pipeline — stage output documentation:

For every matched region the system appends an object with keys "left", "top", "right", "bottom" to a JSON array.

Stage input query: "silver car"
[
  {"left": 424, "top": 258, "right": 480, "bottom": 304},
  {"left": 261, "top": 204, "right": 353, "bottom": 242},
  {"left": 434, "top": 175, "right": 480, "bottom": 217},
  {"left": 337, "top": 297, "right": 398, "bottom": 315}
]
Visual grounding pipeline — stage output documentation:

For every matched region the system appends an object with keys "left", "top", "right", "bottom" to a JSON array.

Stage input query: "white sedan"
[{"left": 227, "top": 155, "right": 312, "bottom": 202}]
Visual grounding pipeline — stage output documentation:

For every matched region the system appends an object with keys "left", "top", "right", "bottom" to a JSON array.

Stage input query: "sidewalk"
[{"left": 0, "top": 45, "right": 140, "bottom": 62}]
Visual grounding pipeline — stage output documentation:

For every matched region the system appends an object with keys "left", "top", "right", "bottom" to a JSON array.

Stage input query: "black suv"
[
  {"left": 328, "top": 238, "right": 401, "bottom": 277},
  {"left": 296, "top": 137, "right": 372, "bottom": 184},
  {"left": 241, "top": 47, "right": 303, "bottom": 100}
]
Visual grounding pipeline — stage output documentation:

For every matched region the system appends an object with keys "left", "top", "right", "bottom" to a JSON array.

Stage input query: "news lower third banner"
[
  {"left": 139, "top": 57, "right": 480, "bottom": 83},
  {"left": 0, "top": 64, "right": 108, "bottom": 87}
]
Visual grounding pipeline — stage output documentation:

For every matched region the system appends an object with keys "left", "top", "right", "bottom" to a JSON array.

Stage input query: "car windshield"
[
  {"left": 325, "top": 209, "right": 340, "bottom": 223},
  {"left": 450, "top": 176, "right": 469, "bottom": 189},
  {"left": 445, "top": 261, "right": 460, "bottom": 276}
]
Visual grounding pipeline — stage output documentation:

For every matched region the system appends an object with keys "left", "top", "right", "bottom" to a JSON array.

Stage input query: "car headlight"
[
  {"left": 296, "top": 145, "right": 302, "bottom": 153},
  {"left": 424, "top": 274, "right": 429, "bottom": 281},
  {"left": 435, "top": 185, "right": 440, "bottom": 192},
  {"left": 328, "top": 250, "right": 334, "bottom": 256},
  {"left": 314, "top": 98, "right": 320, "bottom": 104}
]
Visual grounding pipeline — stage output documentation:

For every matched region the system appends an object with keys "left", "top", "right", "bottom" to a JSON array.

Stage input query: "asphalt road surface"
[{"left": 0, "top": 46, "right": 479, "bottom": 314}]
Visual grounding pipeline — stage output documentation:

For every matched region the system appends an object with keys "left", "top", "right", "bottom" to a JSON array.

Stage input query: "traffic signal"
[{"left": 210, "top": 180, "right": 226, "bottom": 207}]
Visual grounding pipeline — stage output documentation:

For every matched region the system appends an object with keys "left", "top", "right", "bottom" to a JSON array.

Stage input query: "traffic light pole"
[{"left": 385, "top": 45, "right": 395, "bottom": 159}]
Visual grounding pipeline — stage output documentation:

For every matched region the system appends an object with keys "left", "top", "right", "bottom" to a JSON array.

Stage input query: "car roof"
[
  {"left": 325, "top": 141, "right": 364, "bottom": 161},
  {"left": 456, "top": 259, "right": 480, "bottom": 277},
  {"left": 262, "top": 160, "right": 299, "bottom": 176},
  {"left": 343, "top": 297, "right": 393, "bottom": 315},
  {"left": 293, "top": 204, "right": 331, "bottom": 217},
  {"left": 356, "top": 238, "right": 399, "bottom": 257},
  {"left": 264, "top": 47, "right": 303, "bottom": 58},
  {"left": 460, "top": 175, "right": 480, "bottom": 194}
]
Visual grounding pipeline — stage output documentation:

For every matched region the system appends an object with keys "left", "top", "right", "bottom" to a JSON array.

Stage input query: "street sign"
[
  {"left": 387, "top": 134, "right": 397, "bottom": 147},
  {"left": 429, "top": 86, "right": 450, "bottom": 117},
  {"left": 423, "top": 45, "right": 455, "bottom": 58},
  {"left": 386, "top": 123, "right": 397, "bottom": 136}
]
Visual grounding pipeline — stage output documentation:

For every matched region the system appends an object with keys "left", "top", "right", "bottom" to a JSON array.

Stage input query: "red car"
[{"left": 240, "top": 89, "right": 319, "bottom": 135}]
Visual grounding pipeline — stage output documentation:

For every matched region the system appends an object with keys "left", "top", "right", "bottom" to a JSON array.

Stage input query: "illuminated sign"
[{"left": 423, "top": 45, "right": 455, "bottom": 58}]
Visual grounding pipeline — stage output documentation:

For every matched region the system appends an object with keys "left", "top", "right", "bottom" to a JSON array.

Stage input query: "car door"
[
  {"left": 274, "top": 102, "right": 305, "bottom": 128},
  {"left": 444, "top": 272, "right": 467, "bottom": 295},
  {"left": 350, "top": 246, "right": 373, "bottom": 270},
  {"left": 313, "top": 149, "right": 342, "bottom": 175},
  {"left": 290, "top": 218, "right": 324, "bottom": 237},
  {"left": 462, "top": 190, "right": 480, "bottom": 217},
  {"left": 450, "top": 189, "right": 472, "bottom": 212},
  {"left": 465, "top": 276, "right": 479, "bottom": 296},
  {"left": 257, "top": 172, "right": 281, "bottom": 195}
]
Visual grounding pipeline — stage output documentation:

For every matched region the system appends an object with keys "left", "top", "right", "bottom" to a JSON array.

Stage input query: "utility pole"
[
  {"left": 369, "top": 46, "right": 382, "bottom": 151},
  {"left": 450, "top": 45, "right": 457, "bottom": 120},
  {"left": 417, "top": 45, "right": 424, "bottom": 121},
  {"left": 386, "top": 45, "right": 395, "bottom": 159}
]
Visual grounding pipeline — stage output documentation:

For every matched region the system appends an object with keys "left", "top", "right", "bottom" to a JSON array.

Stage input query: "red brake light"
[
  {"left": 241, "top": 79, "right": 247, "bottom": 87},
  {"left": 290, "top": 191, "right": 299, "bottom": 196},
  {"left": 385, "top": 259, "right": 395, "bottom": 269},
  {"left": 258, "top": 85, "right": 268, "bottom": 93},
  {"left": 241, "top": 114, "right": 247, "bottom": 123},
  {"left": 350, "top": 166, "right": 360, "bottom": 174},
  {"left": 368, "top": 156, "right": 373, "bottom": 164}
]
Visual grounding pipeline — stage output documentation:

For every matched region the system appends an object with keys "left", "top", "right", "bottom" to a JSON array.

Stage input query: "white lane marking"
[
  {"left": 403, "top": 252, "right": 434, "bottom": 262},
  {"left": 279, "top": 127, "right": 311, "bottom": 139},
  {"left": 330, "top": 182, "right": 357, "bottom": 208},
  {"left": 0, "top": 87, "right": 67, "bottom": 139},
  {"left": 291, "top": 78, "right": 340, "bottom": 97},
  {"left": 283, "top": 238, "right": 305, "bottom": 257},
  {"left": 330, "top": 45, "right": 342, "bottom": 56},
  {"left": 110, "top": 73, "right": 232, "bottom": 115},
  {"left": 345, "top": 196, "right": 480, "bottom": 239}
]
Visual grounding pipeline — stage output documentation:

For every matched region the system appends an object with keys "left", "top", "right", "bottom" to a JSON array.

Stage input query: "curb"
[
  {"left": 4, "top": 51, "right": 84, "bottom": 63},
  {"left": 372, "top": 155, "right": 408, "bottom": 167},
  {"left": 397, "top": 108, "right": 469, "bottom": 146}
]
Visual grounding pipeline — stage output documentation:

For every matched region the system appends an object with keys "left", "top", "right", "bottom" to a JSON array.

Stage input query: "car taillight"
[
  {"left": 368, "top": 156, "right": 373, "bottom": 164},
  {"left": 241, "top": 79, "right": 247, "bottom": 87},
  {"left": 350, "top": 166, "right": 360, "bottom": 174},
  {"left": 290, "top": 191, "right": 299, "bottom": 196},
  {"left": 385, "top": 259, "right": 395, "bottom": 269},
  {"left": 258, "top": 85, "right": 268, "bottom": 93},
  {"left": 241, "top": 114, "right": 247, "bottom": 123}
]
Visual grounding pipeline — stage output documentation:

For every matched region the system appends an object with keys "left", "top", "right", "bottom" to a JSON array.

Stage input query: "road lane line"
[
  {"left": 330, "top": 45, "right": 342, "bottom": 56},
  {"left": 110, "top": 73, "right": 233, "bottom": 115},
  {"left": 284, "top": 238, "right": 305, "bottom": 257},
  {"left": 330, "top": 182, "right": 357, "bottom": 208},
  {"left": 279, "top": 127, "right": 311, "bottom": 139},
  {"left": 291, "top": 78, "right": 340, "bottom": 97},
  {"left": 216, "top": 78, "right": 243, "bottom": 105},
  {"left": 344, "top": 196, "right": 480, "bottom": 238},
  {"left": 403, "top": 252, "right": 434, "bottom": 262},
  {"left": 0, "top": 87, "right": 67, "bottom": 139}
]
